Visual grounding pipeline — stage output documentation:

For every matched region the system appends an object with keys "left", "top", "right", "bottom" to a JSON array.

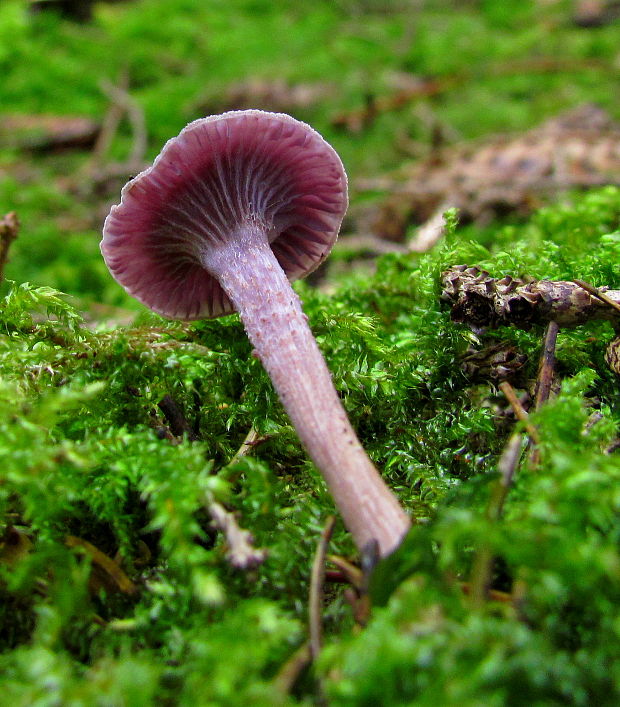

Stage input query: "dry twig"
[
  {"left": 228, "top": 426, "right": 270, "bottom": 466},
  {"left": 573, "top": 278, "right": 620, "bottom": 316},
  {"left": 330, "top": 77, "right": 451, "bottom": 133},
  {"left": 91, "top": 69, "right": 130, "bottom": 167},
  {"left": 499, "top": 381, "right": 541, "bottom": 446},
  {"left": 309, "top": 516, "right": 336, "bottom": 661},
  {"left": 99, "top": 78, "right": 147, "bottom": 169},
  {"left": 207, "top": 500, "right": 267, "bottom": 570},
  {"left": 65, "top": 535, "right": 137, "bottom": 596},
  {"left": 408, "top": 202, "right": 452, "bottom": 252},
  {"left": 274, "top": 641, "right": 312, "bottom": 695},
  {"left": 534, "top": 320, "right": 560, "bottom": 411},
  {"left": 469, "top": 432, "right": 524, "bottom": 606},
  {"left": 157, "top": 394, "right": 198, "bottom": 441}
]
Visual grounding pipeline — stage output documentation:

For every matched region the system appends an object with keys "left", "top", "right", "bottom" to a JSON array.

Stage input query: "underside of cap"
[{"left": 101, "top": 110, "right": 348, "bottom": 320}]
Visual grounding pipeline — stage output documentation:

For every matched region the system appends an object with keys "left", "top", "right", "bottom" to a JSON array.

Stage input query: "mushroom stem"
[{"left": 201, "top": 223, "right": 411, "bottom": 557}]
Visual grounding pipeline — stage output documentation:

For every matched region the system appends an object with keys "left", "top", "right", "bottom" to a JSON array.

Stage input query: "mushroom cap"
[{"left": 101, "top": 110, "right": 348, "bottom": 320}]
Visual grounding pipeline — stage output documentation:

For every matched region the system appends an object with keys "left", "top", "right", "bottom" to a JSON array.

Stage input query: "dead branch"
[{"left": 573, "top": 278, "right": 620, "bottom": 316}]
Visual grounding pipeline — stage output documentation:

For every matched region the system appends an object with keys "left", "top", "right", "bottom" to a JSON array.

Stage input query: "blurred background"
[{"left": 0, "top": 0, "right": 618, "bottom": 314}]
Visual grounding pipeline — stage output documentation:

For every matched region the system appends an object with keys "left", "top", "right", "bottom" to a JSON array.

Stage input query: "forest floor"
[{"left": 1, "top": 1, "right": 620, "bottom": 705}]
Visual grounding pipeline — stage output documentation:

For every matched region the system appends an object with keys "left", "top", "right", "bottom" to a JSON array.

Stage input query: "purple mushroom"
[{"left": 101, "top": 110, "right": 410, "bottom": 557}]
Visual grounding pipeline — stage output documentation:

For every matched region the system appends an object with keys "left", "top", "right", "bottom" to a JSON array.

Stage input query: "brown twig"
[
  {"left": 99, "top": 78, "right": 147, "bottom": 169},
  {"left": 469, "top": 431, "right": 523, "bottom": 606},
  {"left": 326, "top": 553, "right": 364, "bottom": 590},
  {"left": 490, "top": 432, "right": 524, "bottom": 521},
  {"left": 529, "top": 320, "right": 561, "bottom": 466},
  {"left": 333, "top": 233, "right": 408, "bottom": 256},
  {"left": 573, "top": 279, "right": 620, "bottom": 316},
  {"left": 0, "top": 212, "right": 20, "bottom": 284},
  {"left": 65, "top": 535, "right": 138, "bottom": 596},
  {"left": 330, "top": 77, "right": 452, "bottom": 133},
  {"left": 460, "top": 583, "right": 514, "bottom": 604},
  {"left": 408, "top": 201, "right": 454, "bottom": 252},
  {"left": 534, "top": 320, "right": 560, "bottom": 411},
  {"left": 499, "top": 381, "right": 540, "bottom": 445},
  {"left": 91, "top": 69, "right": 130, "bottom": 167},
  {"left": 471, "top": 338, "right": 551, "bottom": 603},
  {"left": 228, "top": 426, "right": 268, "bottom": 466},
  {"left": 207, "top": 500, "right": 267, "bottom": 570},
  {"left": 157, "top": 394, "right": 198, "bottom": 441},
  {"left": 274, "top": 641, "right": 312, "bottom": 695},
  {"left": 327, "top": 553, "right": 373, "bottom": 626},
  {"left": 309, "top": 516, "right": 336, "bottom": 661}
]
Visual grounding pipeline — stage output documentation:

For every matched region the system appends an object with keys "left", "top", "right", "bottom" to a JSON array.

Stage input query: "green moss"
[{"left": 1, "top": 186, "right": 620, "bottom": 702}]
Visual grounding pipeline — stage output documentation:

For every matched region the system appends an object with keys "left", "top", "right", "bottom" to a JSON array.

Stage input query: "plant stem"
[{"left": 201, "top": 224, "right": 410, "bottom": 557}]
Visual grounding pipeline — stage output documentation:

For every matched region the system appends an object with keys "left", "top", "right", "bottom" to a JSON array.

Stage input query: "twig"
[
  {"left": 221, "top": 427, "right": 272, "bottom": 485},
  {"left": 330, "top": 77, "right": 452, "bottom": 132},
  {"left": 333, "top": 233, "right": 408, "bottom": 256},
  {"left": 534, "top": 320, "right": 560, "bottom": 411},
  {"left": 273, "top": 641, "right": 312, "bottom": 695},
  {"left": 65, "top": 535, "right": 137, "bottom": 595},
  {"left": 207, "top": 500, "right": 267, "bottom": 570},
  {"left": 326, "top": 553, "right": 364, "bottom": 590},
  {"left": 573, "top": 279, "right": 620, "bottom": 316},
  {"left": 91, "top": 69, "right": 130, "bottom": 167},
  {"left": 325, "top": 569, "right": 349, "bottom": 583},
  {"left": 309, "top": 516, "right": 336, "bottom": 661},
  {"left": 460, "top": 583, "right": 514, "bottom": 604},
  {"left": 0, "top": 212, "right": 19, "bottom": 284},
  {"left": 408, "top": 201, "right": 453, "bottom": 252},
  {"left": 327, "top": 552, "right": 373, "bottom": 626},
  {"left": 499, "top": 381, "right": 540, "bottom": 446},
  {"left": 157, "top": 394, "right": 198, "bottom": 441},
  {"left": 490, "top": 432, "right": 524, "bottom": 520},
  {"left": 228, "top": 426, "right": 265, "bottom": 466},
  {"left": 469, "top": 431, "right": 523, "bottom": 606},
  {"left": 99, "top": 78, "right": 147, "bottom": 168},
  {"left": 529, "top": 321, "right": 560, "bottom": 466}
]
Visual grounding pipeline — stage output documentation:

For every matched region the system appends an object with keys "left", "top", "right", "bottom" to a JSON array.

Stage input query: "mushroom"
[{"left": 101, "top": 110, "right": 410, "bottom": 557}]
